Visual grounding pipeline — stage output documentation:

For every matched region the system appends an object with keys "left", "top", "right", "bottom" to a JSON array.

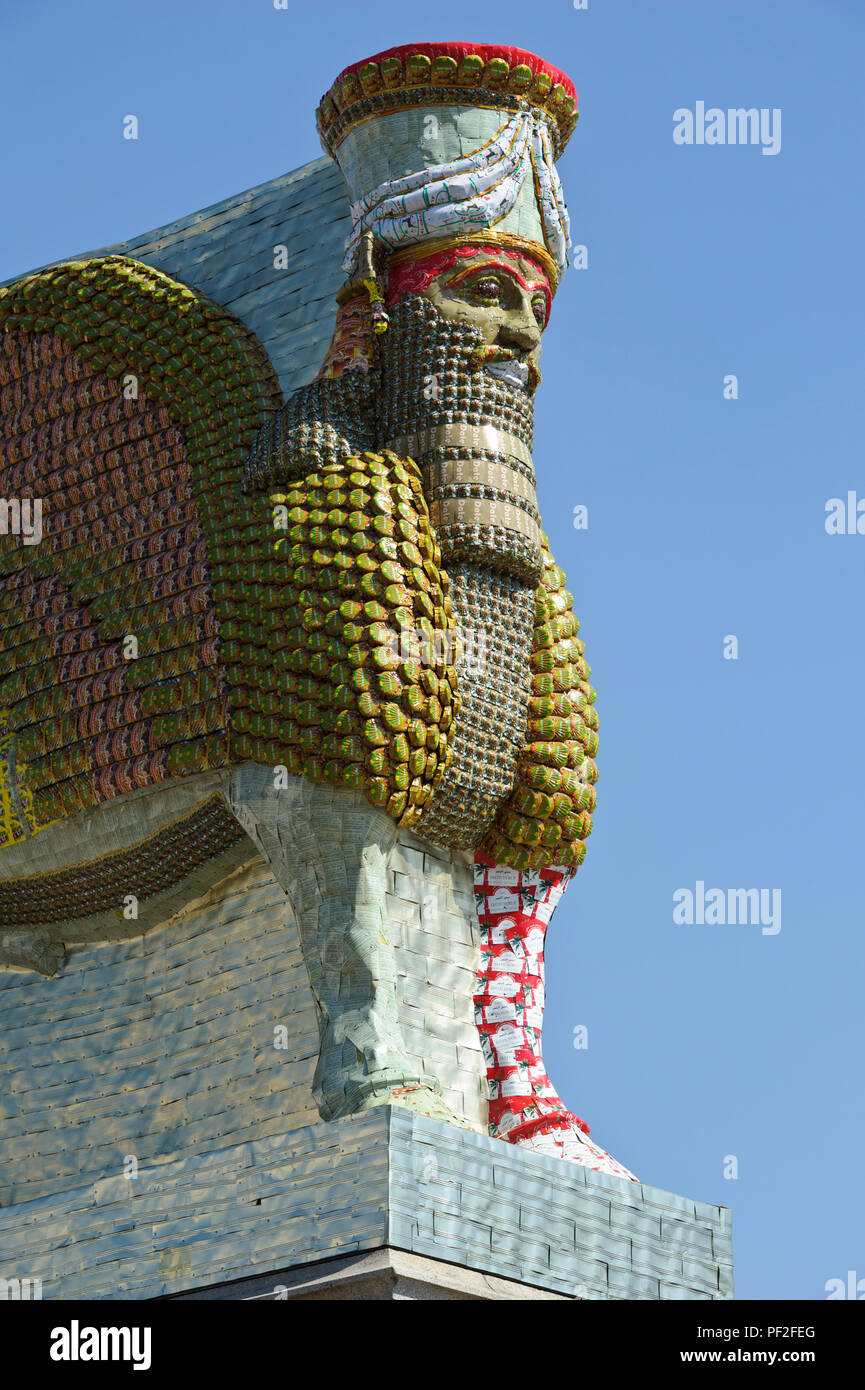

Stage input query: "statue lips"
[
  {"left": 469, "top": 345, "right": 541, "bottom": 394},
  {"left": 482, "top": 357, "right": 530, "bottom": 392}
]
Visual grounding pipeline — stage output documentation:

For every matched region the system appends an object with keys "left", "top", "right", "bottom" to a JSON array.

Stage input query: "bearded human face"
[
  {"left": 384, "top": 245, "right": 553, "bottom": 396},
  {"left": 420, "top": 252, "right": 551, "bottom": 393}
]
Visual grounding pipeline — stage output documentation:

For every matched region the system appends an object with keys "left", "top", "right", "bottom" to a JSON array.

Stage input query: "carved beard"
[
  {"left": 376, "top": 292, "right": 536, "bottom": 445},
  {"left": 374, "top": 294, "right": 543, "bottom": 587},
  {"left": 374, "top": 293, "right": 541, "bottom": 852}
]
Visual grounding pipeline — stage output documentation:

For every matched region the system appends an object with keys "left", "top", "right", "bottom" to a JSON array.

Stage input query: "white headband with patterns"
[{"left": 341, "top": 109, "right": 571, "bottom": 278}]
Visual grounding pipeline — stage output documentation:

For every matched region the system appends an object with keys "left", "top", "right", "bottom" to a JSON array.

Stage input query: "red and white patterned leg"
[{"left": 473, "top": 852, "right": 638, "bottom": 1180}]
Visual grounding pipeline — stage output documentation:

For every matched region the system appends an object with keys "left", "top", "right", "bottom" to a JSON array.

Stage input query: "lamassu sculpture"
[{"left": 0, "top": 42, "right": 635, "bottom": 1180}]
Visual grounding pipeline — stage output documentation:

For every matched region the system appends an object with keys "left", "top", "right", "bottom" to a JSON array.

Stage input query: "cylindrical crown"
[
  {"left": 316, "top": 42, "right": 578, "bottom": 285},
  {"left": 316, "top": 42, "right": 578, "bottom": 159}
]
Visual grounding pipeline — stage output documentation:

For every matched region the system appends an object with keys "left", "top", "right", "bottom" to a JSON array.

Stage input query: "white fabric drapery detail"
[{"left": 342, "top": 109, "right": 571, "bottom": 278}]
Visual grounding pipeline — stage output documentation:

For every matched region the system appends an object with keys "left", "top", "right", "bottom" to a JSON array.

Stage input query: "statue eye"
[
  {"left": 532, "top": 295, "right": 547, "bottom": 327},
  {"left": 469, "top": 276, "right": 503, "bottom": 304}
]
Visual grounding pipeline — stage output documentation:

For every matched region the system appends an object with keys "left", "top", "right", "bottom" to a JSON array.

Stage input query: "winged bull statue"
[{"left": 0, "top": 41, "right": 635, "bottom": 1180}]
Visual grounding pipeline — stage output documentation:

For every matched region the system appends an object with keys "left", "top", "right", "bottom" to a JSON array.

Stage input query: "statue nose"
[{"left": 496, "top": 299, "right": 542, "bottom": 355}]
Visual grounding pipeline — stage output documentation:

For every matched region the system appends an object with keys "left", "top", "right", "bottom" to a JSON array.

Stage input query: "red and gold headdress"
[{"left": 316, "top": 42, "right": 579, "bottom": 293}]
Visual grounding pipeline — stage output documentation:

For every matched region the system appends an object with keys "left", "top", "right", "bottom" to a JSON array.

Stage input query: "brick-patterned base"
[{"left": 0, "top": 1110, "right": 733, "bottom": 1300}]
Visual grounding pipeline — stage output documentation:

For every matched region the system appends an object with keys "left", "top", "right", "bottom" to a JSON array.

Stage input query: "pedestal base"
[{"left": 177, "top": 1247, "right": 573, "bottom": 1300}]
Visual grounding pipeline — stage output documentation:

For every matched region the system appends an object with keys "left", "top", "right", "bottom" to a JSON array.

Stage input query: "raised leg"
[{"left": 473, "top": 852, "right": 638, "bottom": 1179}]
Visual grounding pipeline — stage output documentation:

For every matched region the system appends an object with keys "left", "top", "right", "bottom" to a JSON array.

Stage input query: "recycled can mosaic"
[{"left": 0, "top": 40, "right": 636, "bottom": 1180}]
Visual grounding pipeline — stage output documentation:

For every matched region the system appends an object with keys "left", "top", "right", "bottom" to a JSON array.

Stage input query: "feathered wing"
[
  {"left": 259, "top": 450, "right": 459, "bottom": 828},
  {"left": 0, "top": 254, "right": 281, "bottom": 850},
  {"left": 250, "top": 466, "right": 599, "bottom": 873}
]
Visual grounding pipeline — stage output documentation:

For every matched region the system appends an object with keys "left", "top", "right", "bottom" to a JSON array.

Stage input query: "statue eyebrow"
[{"left": 445, "top": 261, "right": 552, "bottom": 315}]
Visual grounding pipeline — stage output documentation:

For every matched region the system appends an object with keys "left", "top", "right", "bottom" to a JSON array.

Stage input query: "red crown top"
[{"left": 316, "top": 41, "right": 579, "bottom": 159}]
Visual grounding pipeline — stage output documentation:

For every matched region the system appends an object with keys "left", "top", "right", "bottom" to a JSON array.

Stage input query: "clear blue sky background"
[{"left": 2, "top": 0, "right": 862, "bottom": 1301}]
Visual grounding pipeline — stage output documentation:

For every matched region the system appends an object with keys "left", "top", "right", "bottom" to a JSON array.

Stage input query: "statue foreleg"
[
  {"left": 227, "top": 763, "right": 458, "bottom": 1123},
  {"left": 473, "top": 853, "right": 638, "bottom": 1179}
]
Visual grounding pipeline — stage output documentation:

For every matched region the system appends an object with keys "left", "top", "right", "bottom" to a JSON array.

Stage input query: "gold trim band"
[
  {"left": 430, "top": 496, "right": 542, "bottom": 548},
  {"left": 425, "top": 458, "right": 538, "bottom": 506},
  {"left": 387, "top": 424, "right": 534, "bottom": 470}
]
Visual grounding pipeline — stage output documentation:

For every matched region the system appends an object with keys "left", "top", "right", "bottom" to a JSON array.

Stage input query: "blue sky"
[{"left": 2, "top": 0, "right": 862, "bottom": 1300}]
